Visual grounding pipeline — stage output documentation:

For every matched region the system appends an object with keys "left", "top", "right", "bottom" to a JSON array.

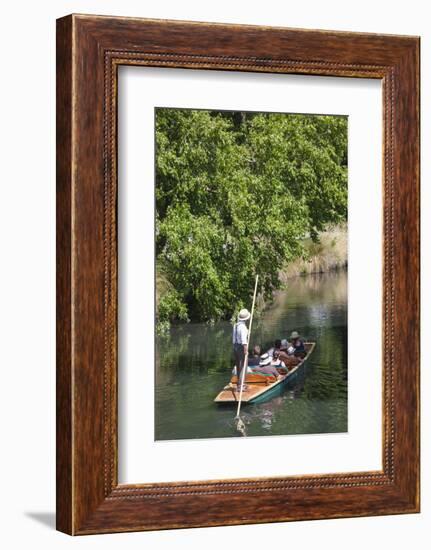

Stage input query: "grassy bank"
[{"left": 279, "top": 225, "right": 347, "bottom": 284}]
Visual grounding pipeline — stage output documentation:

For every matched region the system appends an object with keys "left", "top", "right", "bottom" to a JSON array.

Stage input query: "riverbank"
[{"left": 279, "top": 225, "right": 347, "bottom": 284}]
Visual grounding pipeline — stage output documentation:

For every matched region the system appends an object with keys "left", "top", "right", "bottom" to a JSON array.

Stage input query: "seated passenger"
[
  {"left": 271, "top": 349, "right": 287, "bottom": 372},
  {"left": 247, "top": 345, "right": 262, "bottom": 367},
  {"left": 267, "top": 339, "right": 282, "bottom": 357},
  {"left": 289, "top": 331, "right": 306, "bottom": 358},
  {"left": 252, "top": 353, "right": 280, "bottom": 378},
  {"left": 278, "top": 339, "right": 291, "bottom": 361},
  {"left": 278, "top": 337, "right": 301, "bottom": 368},
  {"left": 280, "top": 337, "right": 295, "bottom": 356}
]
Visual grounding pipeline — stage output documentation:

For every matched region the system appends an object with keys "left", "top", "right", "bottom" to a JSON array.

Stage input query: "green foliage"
[
  {"left": 247, "top": 113, "right": 348, "bottom": 241},
  {"left": 155, "top": 108, "right": 347, "bottom": 323},
  {"left": 157, "top": 288, "right": 189, "bottom": 323}
]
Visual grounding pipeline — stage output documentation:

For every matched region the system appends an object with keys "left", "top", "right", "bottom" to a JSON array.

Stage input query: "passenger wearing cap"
[
  {"left": 232, "top": 308, "right": 251, "bottom": 392},
  {"left": 290, "top": 331, "right": 306, "bottom": 358},
  {"left": 252, "top": 353, "right": 280, "bottom": 378}
]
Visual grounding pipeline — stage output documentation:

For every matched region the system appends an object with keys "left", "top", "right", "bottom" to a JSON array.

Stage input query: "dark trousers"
[{"left": 233, "top": 343, "right": 246, "bottom": 387}]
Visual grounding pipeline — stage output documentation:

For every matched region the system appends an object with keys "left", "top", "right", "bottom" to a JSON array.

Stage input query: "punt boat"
[{"left": 214, "top": 342, "right": 316, "bottom": 405}]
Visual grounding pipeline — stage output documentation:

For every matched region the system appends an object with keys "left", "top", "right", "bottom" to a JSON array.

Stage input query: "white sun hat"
[
  {"left": 238, "top": 308, "right": 251, "bottom": 321},
  {"left": 259, "top": 353, "right": 272, "bottom": 367}
]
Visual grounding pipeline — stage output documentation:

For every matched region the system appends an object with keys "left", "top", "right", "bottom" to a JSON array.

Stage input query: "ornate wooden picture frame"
[{"left": 56, "top": 14, "right": 420, "bottom": 535}]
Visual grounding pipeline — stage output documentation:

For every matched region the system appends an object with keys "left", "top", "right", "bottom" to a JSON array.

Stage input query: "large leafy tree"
[{"left": 155, "top": 108, "right": 347, "bottom": 323}]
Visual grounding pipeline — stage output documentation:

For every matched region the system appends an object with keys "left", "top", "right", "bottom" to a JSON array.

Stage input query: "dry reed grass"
[{"left": 279, "top": 225, "right": 347, "bottom": 283}]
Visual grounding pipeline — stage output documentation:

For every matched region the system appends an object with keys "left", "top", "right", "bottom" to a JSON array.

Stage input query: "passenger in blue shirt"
[{"left": 289, "top": 331, "right": 306, "bottom": 358}]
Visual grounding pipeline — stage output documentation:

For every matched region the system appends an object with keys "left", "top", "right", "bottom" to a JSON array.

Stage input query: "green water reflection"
[{"left": 155, "top": 270, "right": 347, "bottom": 440}]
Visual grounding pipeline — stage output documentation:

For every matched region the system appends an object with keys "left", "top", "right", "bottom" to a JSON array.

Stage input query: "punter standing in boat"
[{"left": 233, "top": 308, "right": 251, "bottom": 392}]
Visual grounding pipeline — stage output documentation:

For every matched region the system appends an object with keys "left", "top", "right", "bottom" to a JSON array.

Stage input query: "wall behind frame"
[{"left": 0, "top": 0, "right": 427, "bottom": 549}]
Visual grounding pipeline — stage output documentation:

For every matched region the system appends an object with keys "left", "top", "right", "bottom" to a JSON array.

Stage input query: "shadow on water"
[{"left": 155, "top": 270, "right": 348, "bottom": 440}]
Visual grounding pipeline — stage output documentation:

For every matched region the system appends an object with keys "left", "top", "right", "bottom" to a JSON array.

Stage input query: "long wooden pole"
[{"left": 235, "top": 275, "right": 259, "bottom": 424}]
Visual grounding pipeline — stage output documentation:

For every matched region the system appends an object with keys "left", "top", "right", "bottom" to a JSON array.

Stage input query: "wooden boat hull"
[{"left": 214, "top": 342, "right": 316, "bottom": 405}]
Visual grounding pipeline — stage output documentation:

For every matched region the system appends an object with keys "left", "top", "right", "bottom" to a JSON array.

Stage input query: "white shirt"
[{"left": 232, "top": 321, "right": 248, "bottom": 345}]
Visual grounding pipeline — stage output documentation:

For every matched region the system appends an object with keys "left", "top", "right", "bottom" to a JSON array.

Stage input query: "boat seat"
[{"left": 230, "top": 373, "right": 276, "bottom": 385}]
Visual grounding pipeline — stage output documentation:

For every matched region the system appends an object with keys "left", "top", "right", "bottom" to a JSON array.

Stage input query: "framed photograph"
[{"left": 56, "top": 14, "right": 420, "bottom": 534}]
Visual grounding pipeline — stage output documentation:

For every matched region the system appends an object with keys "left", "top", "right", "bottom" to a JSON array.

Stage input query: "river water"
[{"left": 155, "top": 270, "right": 347, "bottom": 440}]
